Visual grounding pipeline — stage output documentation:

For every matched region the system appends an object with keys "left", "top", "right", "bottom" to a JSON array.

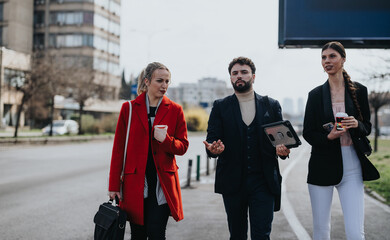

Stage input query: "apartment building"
[
  {"left": 0, "top": 0, "right": 122, "bottom": 127},
  {"left": 33, "top": 0, "right": 121, "bottom": 100},
  {"left": 0, "top": 0, "right": 33, "bottom": 127}
]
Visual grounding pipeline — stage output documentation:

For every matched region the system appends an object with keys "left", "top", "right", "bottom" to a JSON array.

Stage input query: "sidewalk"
[
  {"left": 0, "top": 127, "right": 39, "bottom": 137},
  {"left": 167, "top": 174, "right": 230, "bottom": 240},
  {"left": 0, "top": 134, "right": 114, "bottom": 145},
  {"left": 0, "top": 126, "right": 114, "bottom": 145},
  {"left": 121, "top": 173, "right": 230, "bottom": 240},
  {"left": 166, "top": 173, "right": 297, "bottom": 240}
]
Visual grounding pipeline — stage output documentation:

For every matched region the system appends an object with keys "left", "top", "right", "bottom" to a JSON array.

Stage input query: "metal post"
[
  {"left": 196, "top": 155, "right": 200, "bottom": 181},
  {"left": 186, "top": 159, "right": 193, "bottom": 187},
  {"left": 206, "top": 155, "right": 210, "bottom": 176}
]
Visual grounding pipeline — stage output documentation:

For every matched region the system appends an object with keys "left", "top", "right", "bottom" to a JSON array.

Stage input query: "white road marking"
[{"left": 281, "top": 144, "right": 312, "bottom": 240}]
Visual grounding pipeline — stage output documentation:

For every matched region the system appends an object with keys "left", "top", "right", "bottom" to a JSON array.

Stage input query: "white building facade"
[{"left": 167, "top": 77, "right": 232, "bottom": 111}]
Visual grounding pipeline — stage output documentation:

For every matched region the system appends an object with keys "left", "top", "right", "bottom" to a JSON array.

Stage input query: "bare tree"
[
  {"left": 11, "top": 73, "right": 46, "bottom": 138},
  {"left": 41, "top": 53, "right": 70, "bottom": 136},
  {"left": 365, "top": 56, "right": 390, "bottom": 152},
  {"left": 66, "top": 58, "right": 109, "bottom": 135},
  {"left": 355, "top": 51, "right": 390, "bottom": 152},
  {"left": 12, "top": 51, "right": 63, "bottom": 137},
  {"left": 369, "top": 91, "right": 390, "bottom": 152}
]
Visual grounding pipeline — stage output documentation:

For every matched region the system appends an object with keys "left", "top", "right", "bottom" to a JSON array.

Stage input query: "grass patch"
[{"left": 364, "top": 138, "right": 390, "bottom": 204}]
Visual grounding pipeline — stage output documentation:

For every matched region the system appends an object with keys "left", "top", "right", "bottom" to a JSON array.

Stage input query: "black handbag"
[
  {"left": 93, "top": 197, "right": 127, "bottom": 240},
  {"left": 356, "top": 136, "right": 372, "bottom": 156}
]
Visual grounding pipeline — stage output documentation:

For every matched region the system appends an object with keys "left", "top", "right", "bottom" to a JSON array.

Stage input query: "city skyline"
[{"left": 120, "top": 0, "right": 389, "bottom": 103}]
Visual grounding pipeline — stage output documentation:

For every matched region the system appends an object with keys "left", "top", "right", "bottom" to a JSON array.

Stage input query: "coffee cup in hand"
[
  {"left": 335, "top": 112, "right": 348, "bottom": 131},
  {"left": 154, "top": 125, "right": 168, "bottom": 142}
]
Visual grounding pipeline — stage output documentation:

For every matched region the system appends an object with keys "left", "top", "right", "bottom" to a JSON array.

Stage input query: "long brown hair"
[{"left": 322, "top": 41, "right": 363, "bottom": 121}]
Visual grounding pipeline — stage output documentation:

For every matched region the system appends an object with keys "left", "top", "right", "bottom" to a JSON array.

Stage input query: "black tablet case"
[{"left": 262, "top": 120, "right": 301, "bottom": 149}]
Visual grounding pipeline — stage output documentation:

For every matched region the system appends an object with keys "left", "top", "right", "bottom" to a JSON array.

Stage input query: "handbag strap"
[{"left": 121, "top": 101, "right": 132, "bottom": 178}]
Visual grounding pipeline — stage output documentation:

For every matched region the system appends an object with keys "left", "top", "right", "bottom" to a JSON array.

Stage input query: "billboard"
[{"left": 278, "top": 0, "right": 390, "bottom": 48}]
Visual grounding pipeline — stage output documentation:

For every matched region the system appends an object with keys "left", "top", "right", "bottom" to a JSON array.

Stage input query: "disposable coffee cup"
[
  {"left": 335, "top": 112, "right": 348, "bottom": 131},
  {"left": 155, "top": 125, "right": 168, "bottom": 130}
]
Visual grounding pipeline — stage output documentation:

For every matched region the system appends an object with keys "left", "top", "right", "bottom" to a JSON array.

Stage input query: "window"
[
  {"left": 93, "top": 57, "right": 120, "bottom": 76},
  {"left": 50, "top": 0, "right": 93, "bottom": 3},
  {"left": 0, "top": 3, "right": 4, "bottom": 21},
  {"left": 34, "top": 0, "right": 46, "bottom": 5},
  {"left": 34, "top": 11, "right": 45, "bottom": 26},
  {"left": 50, "top": 11, "right": 93, "bottom": 26},
  {"left": 94, "top": 0, "right": 109, "bottom": 10},
  {"left": 49, "top": 33, "right": 119, "bottom": 56},
  {"left": 109, "top": 1, "right": 121, "bottom": 16},
  {"left": 84, "top": 12, "right": 94, "bottom": 25},
  {"left": 62, "top": 55, "right": 93, "bottom": 68},
  {"left": 94, "top": 35, "right": 119, "bottom": 55},
  {"left": 94, "top": 0, "right": 120, "bottom": 16},
  {"left": 33, "top": 34, "right": 45, "bottom": 49},
  {"left": 4, "top": 68, "right": 26, "bottom": 88},
  {"left": 49, "top": 33, "right": 93, "bottom": 48},
  {"left": 94, "top": 13, "right": 120, "bottom": 36}
]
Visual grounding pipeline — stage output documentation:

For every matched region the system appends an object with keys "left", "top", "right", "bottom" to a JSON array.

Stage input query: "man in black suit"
[{"left": 203, "top": 57, "right": 290, "bottom": 240}]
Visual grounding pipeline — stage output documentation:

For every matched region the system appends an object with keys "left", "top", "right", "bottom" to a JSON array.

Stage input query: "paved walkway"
[{"left": 160, "top": 141, "right": 390, "bottom": 240}]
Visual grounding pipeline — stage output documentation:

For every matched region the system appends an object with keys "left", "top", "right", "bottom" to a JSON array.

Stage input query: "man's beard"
[{"left": 232, "top": 79, "right": 252, "bottom": 93}]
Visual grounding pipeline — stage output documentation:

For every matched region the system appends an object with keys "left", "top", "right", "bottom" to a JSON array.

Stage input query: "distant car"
[
  {"left": 380, "top": 126, "right": 390, "bottom": 136},
  {"left": 42, "top": 120, "right": 79, "bottom": 136}
]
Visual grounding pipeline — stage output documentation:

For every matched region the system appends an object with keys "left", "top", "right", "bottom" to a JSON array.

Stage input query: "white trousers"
[{"left": 308, "top": 146, "right": 365, "bottom": 240}]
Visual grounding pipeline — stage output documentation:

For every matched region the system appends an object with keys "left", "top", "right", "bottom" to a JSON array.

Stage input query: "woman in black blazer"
[{"left": 303, "top": 41, "right": 379, "bottom": 240}]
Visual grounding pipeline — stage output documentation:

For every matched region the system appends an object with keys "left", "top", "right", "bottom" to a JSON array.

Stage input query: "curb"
[
  {"left": 0, "top": 135, "right": 114, "bottom": 145},
  {"left": 364, "top": 186, "right": 389, "bottom": 206}
]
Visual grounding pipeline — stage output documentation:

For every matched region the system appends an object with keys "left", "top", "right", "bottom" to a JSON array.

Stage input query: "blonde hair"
[{"left": 136, "top": 62, "right": 170, "bottom": 95}]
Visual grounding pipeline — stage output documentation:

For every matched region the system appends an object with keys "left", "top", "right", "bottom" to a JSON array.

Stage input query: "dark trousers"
[
  {"left": 130, "top": 190, "right": 170, "bottom": 240},
  {"left": 222, "top": 173, "right": 275, "bottom": 240}
]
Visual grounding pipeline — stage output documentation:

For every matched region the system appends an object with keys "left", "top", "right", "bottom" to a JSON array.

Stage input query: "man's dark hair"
[{"left": 228, "top": 57, "right": 256, "bottom": 75}]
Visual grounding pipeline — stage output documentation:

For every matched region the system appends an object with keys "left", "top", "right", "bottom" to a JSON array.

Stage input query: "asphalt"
[{"left": 2, "top": 131, "right": 390, "bottom": 239}]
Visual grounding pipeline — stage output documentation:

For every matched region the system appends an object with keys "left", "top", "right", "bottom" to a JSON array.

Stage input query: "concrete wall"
[{"left": 2, "top": 0, "right": 34, "bottom": 54}]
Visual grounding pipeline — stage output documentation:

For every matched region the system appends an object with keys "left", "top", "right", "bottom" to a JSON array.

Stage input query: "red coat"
[{"left": 108, "top": 93, "right": 189, "bottom": 225}]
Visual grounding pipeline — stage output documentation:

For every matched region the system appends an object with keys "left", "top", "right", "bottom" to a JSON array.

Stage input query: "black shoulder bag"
[{"left": 93, "top": 196, "right": 127, "bottom": 240}]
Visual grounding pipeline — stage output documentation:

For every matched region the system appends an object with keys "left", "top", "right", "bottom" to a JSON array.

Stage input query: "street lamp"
[{"left": 129, "top": 28, "right": 170, "bottom": 62}]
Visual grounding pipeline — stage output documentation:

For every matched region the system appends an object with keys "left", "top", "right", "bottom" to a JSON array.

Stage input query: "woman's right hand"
[
  {"left": 327, "top": 123, "right": 346, "bottom": 140},
  {"left": 109, "top": 191, "right": 121, "bottom": 201}
]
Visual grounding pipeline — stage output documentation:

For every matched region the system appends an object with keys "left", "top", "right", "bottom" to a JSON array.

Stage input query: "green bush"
[
  {"left": 70, "top": 114, "right": 80, "bottom": 121},
  {"left": 79, "top": 114, "right": 118, "bottom": 134},
  {"left": 184, "top": 107, "right": 209, "bottom": 132},
  {"left": 364, "top": 139, "right": 390, "bottom": 204},
  {"left": 81, "top": 114, "right": 100, "bottom": 134},
  {"left": 98, "top": 114, "right": 119, "bottom": 133}
]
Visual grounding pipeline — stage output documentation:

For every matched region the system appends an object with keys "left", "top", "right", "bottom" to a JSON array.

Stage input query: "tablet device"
[{"left": 262, "top": 120, "right": 301, "bottom": 149}]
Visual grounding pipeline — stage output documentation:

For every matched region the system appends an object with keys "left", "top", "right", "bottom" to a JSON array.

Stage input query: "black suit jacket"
[
  {"left": 303, "top": 81, "right": 379, "bottom": 186},
  {"left": 206, "top": 92, "right": 284, "bottom": 211}
]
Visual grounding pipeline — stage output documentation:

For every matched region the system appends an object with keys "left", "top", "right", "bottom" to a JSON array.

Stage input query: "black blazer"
[
  {"left": 303, "top": 81, "right": 379, "bottom": 186},
  {"left": 206, "top": 92, "right": 284, "bottom": 211}
]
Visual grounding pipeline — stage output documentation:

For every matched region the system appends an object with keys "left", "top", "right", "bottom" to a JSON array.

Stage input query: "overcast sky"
[{"left": 120, "top": 0, "right": 389, "bottom": 111}]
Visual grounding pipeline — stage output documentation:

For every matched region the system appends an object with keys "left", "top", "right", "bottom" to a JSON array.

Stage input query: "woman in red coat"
[{"left": 108, "top": 62, "right": 189, "bottom": 239}]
